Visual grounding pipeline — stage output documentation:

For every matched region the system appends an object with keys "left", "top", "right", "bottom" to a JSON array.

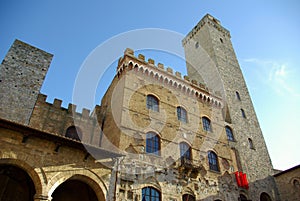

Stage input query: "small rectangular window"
[{"left": 241, "top": 109, "right": 246, "bottom": 118}]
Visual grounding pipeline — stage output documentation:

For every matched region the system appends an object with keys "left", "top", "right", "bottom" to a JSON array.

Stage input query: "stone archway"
[
  {"left": 239, "top": 194, "right": 248, "bottom": 201},
  {"left": 0, "top": 164, "right": 36, "bottom": 201},
  {"left": 182, "top": 194, "right": 195, "bottom": 201},
  {"left": 260, "top": 192, "right": 272, "bottom": 201},
  {"left": 0, "top": 158, "right": 43, "bottom": 196},
  {"left": 52, "top": 179, "right": 99, "bottom": 201},
  {"left": 50, "top": 174, "right": 105, "bottom": 201}
]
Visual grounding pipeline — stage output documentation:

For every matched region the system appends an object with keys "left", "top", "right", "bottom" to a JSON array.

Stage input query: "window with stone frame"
[
  {"left": 208, "top": 151, "right": 220, "bottom": 172},
  {"left": 293, "top": 179, "right": 300, "bottom": 188},
  {"left": 241, "top": 109, "right": 246, "bottom": 118},
  {"left": 180, "top": 142, "right": 192, "bottom": 159},
  {"left": 236, "top": 91, "right": 241, "bottom": 101},
  {"left": 177, "top": 106, "right": 188, "bottom": 123},
  {"left": 146, "top": 95, "right": 159, "bottom": 112},
  {"left": 248, "top": 138, "right": 255, "bottom": 149},
  {"left": 65, "top": 126, "right": 82, "bottom": 141},
  {"left": 142, "top": 187, "right": 161, "bottom": 201},
  {"left": 146, "top": 132, "right": 160, "bottom": 156},
  {"left": 202, "top": 117, "right": 212, "bottom": 132},
  {"left": 225, "top": 126, "right": 234, "bottom": 141}
]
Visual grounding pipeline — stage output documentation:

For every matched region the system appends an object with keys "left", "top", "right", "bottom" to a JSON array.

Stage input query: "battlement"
[
  {"left": 121, "top": 48, "right": 204, "bottom": 84},
  {"left": 117, "top": 48, "right": 223, "bottom": 107},
  {"left": 28, "top": 93, "right": 102, "bottom": 146},
  {"left": 36, "top": 93, "right": 101, "bottom": 119},
  {"left": 182, "top": 14, "right": 231, "bottom": 46}
]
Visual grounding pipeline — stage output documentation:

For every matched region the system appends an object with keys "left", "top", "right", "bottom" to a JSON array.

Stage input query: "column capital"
[{"left": 34, "top": 194, "right": 51, "bottom": 201}]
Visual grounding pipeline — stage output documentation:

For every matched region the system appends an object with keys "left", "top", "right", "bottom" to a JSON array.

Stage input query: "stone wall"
[
  {"left": 100, "top": 50, "right": 241, "bottom": 200},
  {"left": 0, "top": 40, "right": 53, "bottom": 125},
  {"left": 29, "top": 93, "right": 101, "bottom": 146},
  {"left": 0, "top": 119, "right": 112, "bottom": 201},
  {"left": 0, "top": 13, "right": 284, "bottom": 201},
  {"left": 183, "top": 14, "right": 280, "bottom": 200},
  {"left": 274, "top": 165, "right": 300, "bottom": 201}
]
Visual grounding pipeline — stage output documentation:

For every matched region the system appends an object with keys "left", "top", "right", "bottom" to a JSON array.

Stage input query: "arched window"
[
  {"left": 260, "top": 192, "right": 272, "bottom": 201},
  {"left": 236, "top": 91, "right": 241, "bottom": 101},
  {"left": 142, "top": 187, "right": 161, "bottom": 201},
  {"left": 179, "top": 142, "right": 192, "bottom": 161},
  {"left": 293, "top": 179, "right": 300, "bottom": 188},
  {"left": 225, "top": 126, "right": 234, "bottom": 141},
  {"left": 146, "top": 132, "right": 160, "bottom": 156},
  {"left": 239, "top": 194, "right": 248, "bottom": 201},
  {"left": 248, "top": 138, "right": 254, "bottom": 149},
  {"left": 177, "top": 106, "right": 187, "bottom": 123},
  {"left": 182, "top": 194, "right": 195, "bottom": 201},
  {"left": 147, "top": 95, "right": 159, "bottom": 112},
  {"left": 202, "top": 117, "right": 212, "bottom": 132},
  {"left": 65, "top": 126, "right": 82, "bottom": 141},
  {"left": 208, "top": 151, "right": 219, "bottom": 172},
  {"left": 241, "top": 109, "right": 246, "bottom": 118}
]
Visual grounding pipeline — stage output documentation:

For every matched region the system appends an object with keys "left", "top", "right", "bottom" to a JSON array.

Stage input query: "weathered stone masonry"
[
  {"left": 0, "top": 39, "right": 53, "bottom": 125},
  {"left": 0, "top": 14, "right": 283, "bottom": 201}
]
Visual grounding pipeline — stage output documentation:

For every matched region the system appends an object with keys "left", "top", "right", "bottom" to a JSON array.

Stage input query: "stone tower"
[
  {"left": 0, "top": 39, "right": 53, "bottom": 125},
  {"left": 182, "top": 14, "right": 279, "bottom": 200}
]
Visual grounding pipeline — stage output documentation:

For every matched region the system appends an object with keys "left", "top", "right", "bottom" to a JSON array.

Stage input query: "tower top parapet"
[
  {"left": 182, "top": 14, "right": 231, "bottom": 46},
  {"left": 0, "top": 39, "right": 53, "bottom": 125}
]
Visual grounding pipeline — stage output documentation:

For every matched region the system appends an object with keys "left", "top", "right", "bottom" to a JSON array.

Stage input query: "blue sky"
[{"left": 1, "top": 0, "right": 299, "bottom": 170}]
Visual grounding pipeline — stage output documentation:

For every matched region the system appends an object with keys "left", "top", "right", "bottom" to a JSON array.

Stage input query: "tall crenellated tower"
[
  {"left": 182, "top": 14, "right": 279, "bottom": 200},
  {"left": 0, "top": 39, "right": 53, "bottom": 125}
]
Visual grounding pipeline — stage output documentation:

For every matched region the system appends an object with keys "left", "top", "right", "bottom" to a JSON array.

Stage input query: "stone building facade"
[
  {"left": 274, "top": 165, "right": 300, "bottom": 201},
  {"left": 0, "top": 14, "right": 282, "bottom": 200}
]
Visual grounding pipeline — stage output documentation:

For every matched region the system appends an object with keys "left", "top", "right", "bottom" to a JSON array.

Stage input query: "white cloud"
[
  {"left": 275, "top": 64, "right": 286, "bottom": 77},
  {"left": 243, "top": 58, "right": 300, "bottom": 98},
  {"left": 242, "top": 58, "right": 300, "bottom": 170}
]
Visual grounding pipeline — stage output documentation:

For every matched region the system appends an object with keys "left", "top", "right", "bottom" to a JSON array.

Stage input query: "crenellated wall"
[
  {"left": 100, "top": 48, "right": 242, "bottom": 200},
  {"left": 0, "top": 13, "right": 284, "bottom": 201},
  {"left": 29, "top": 93, "right": 102, "bottom": 146},
  {"left": 117, "top": 48, "right": 223, "bottom": 108}
]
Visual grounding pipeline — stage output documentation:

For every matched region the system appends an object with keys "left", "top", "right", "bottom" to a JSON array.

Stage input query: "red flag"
[
  {"left": 240, "top": 172, "right": 244, "bottom": 187},
  {"left": 235, "top": 171, "right": 249, "bottom": 189},
  {"left": 235, "top": 171, "right": 242, "bottom": 187},
  {"left": 242, "top": 173, "right": 249, "bottom": 189}
]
